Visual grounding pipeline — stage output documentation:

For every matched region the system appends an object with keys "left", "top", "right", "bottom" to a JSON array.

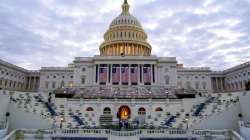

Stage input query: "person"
[
  {"left": 136, "top": 119, "right": 139, "bottom": 127},
  {"left": 119, "top": 120, "right": 122, "bottom": 131},
  {"left": 52, "top": 119, "right": 57, "bottom": 129},
  {"left": 125, "top": 120, "right": 129, "bottom": 129},
  {"left": 48, "top": 96, "right": 51, "bottom": 103}
]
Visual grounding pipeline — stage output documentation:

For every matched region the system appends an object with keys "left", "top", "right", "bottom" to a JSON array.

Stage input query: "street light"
[
  {"left": 60, "top": 117, "right": 64, "bottom": 129},
  {"left": 5, "top": 112, "right": 10, "bottom": 126},
  {"left": 185, "top": 118, "right": 189, "bottom": 130}
]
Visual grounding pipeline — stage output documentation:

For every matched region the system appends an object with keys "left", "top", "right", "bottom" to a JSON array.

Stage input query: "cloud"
[{"left": 0, "top": 0, "right": 249, "bottom": 70}]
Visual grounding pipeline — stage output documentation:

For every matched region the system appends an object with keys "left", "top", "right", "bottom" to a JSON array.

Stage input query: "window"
[
  {"left": 165, "top": 75, "right": 170, "bottom": 85},
  {"left": 52, "top": 82, "right": 56, "bottom": 89},
  {"left": 177, "top": 82, "right": 182, "bottom": 88},
  {"left": 195, "top": 76, "right": 198, "bottom": 79},
  {"left": 70, "top": 76, "right": 74, "bottom": 79},
  {"left": 202, "top": 82, "right": 207, "bottom": 90},
  {"left": 62, "top": 76, "right": 65, "bottom": 78},
  {"left": 53, "top": 76, "right": 56, "bottom": 79},
  {"left": 103, "top": 107, "right": 111, "bottom": 114},
  {"left": 138, "top": 107, "right": 146, "bottom": 115},
  {"left": 47, "top": 76, "right": 49, "bottom": 79},
  {"left": 81, "top": 76, "right": 85, "bottom": 84},
  {"left": 195, "top": 82, "right": 199, "bottom": 89},
  {"left": 86, "top": 107, "right": 94, "bottom": 112},
  {"left": 155, "top": 107, "right": 163, "bottom": 112},
  {"left": 82, "top": 67, "right": 86, "bottom": 72}
]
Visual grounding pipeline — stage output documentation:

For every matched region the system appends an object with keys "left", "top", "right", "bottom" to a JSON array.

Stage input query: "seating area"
[
  {"left": 192, "top": 103, "right": 205, "bottom": 116},
  {"left": 141, "top": 138, "right": 196, "bottom": 140},
  {"left": 2, "top": 90, "right": 247, "bottom": 130},
  {"left": 34, "top": 94, "right": 57, "bottom": 116},
  {"left": 164, "top": 116, "right": 176, "bottom": 127},
  {"left": 71, "top": 86, "right": 178, "bottom": 99},
  {"left": 52, "top": 137, "right": 107, "bottom": 140},
  {"left": 45, "top": 102, "right": 57, "bottom": 116},
  {"left": 73, "top": 115, "right": 85, "bottom": 126}
]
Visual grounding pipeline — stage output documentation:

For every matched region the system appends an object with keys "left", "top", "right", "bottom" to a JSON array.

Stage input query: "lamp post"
[
  {"left": 60, "top": 117, "right": 64, "bottom": 129},
  {"left": 5, "top": 112, "right": 10, "bottom": 126},
  {"left": 185, "top": 118, "right": 189, "bottom": 130}
]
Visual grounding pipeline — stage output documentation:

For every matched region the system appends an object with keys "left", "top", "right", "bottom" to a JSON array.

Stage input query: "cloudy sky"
[{"left": 0, "top": 0, "right": 249, "bottom": 70}]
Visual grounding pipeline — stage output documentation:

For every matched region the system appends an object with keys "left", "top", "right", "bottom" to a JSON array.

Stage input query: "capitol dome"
[
  {"left": 99, "top": 0, "right": 152, "bottom": 56},
  {"left": 109, "top": 11, "right": 142, "bottom": 28}
]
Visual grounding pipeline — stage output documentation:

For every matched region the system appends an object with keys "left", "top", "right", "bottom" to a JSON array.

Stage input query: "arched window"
[
  {"left": 86, "top": 107, "right": 94, "bottom": 112},
  {"left": 138, "top": 107, "right": 146, "bottom": 115},
  {"left": 155, "top": 107, "right": 163, "bottom": 112},
  {"left": 103, "top": 107, "right": 111, "bottom": 114}
]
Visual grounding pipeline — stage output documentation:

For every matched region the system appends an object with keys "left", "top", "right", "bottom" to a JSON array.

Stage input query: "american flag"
[
  {"left": 122, "top": 66, "right": 129, "bottom": 83},
  {"left": 131, "top": 66, "right": 138, "bottom": 83},
  {"left": 112, "top": 67, "right": 120, "bottom": 83},
  {"left": 99, "top": 67, "right": 107, "bottom": 83},
  {"left": 143, "top": 67, "right": 151, "bottom": 83}
]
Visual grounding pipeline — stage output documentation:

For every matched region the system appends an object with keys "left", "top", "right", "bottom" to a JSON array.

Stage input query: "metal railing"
[{"left": 3, "top": 128, "right": 245, "bottom": 140}]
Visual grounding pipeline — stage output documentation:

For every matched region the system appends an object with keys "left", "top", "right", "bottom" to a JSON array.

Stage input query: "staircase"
[{"left": 99, "top": 115, "right": 113, "bottom": 125}]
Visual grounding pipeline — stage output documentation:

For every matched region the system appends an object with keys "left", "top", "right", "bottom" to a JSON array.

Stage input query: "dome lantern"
[{"left": 122, "top": 0, "right": 130, "bottom": 14}]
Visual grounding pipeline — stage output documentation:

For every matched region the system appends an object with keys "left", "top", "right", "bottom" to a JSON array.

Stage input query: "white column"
[
  {"left": 119, "top": 64, "right": 122, "bottom": 85},
  {"left": 106, "top": 65, "right": 108, "bottom": 84},
  {"left": 150, "top": 64, "right": 153, "bottom": 84},
  {"left": 111, "top": 64, "right": 113, "bottom": 85},
  {"left": 220, "top": 77, "right": 224, "bottom": 92},
  {"left": 32, "top": 77, "right": 35, "bottom": 91},
  {"left": 97, "top": 64, "right": 100, "bottom": 85},
  {"left": 94, "top": 65, "right": 96, "bottom": 84},
  {"left": 129, "top": 64, "right": 131, "bottom": 85},
  {"left": 215, "top": 77, "right": 218, "bottom": 93},
  {"left": 137, "top": 65, "right": 140, "bottom": 84},
  {"left": 28, "top": 77, "right": 31, "bottom": 91},
  {"left": 142, "top": 64, "right": 144, "bottom": 85}
]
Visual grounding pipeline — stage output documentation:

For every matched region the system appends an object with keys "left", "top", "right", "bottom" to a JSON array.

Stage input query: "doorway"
[{"left": 118, "top": 105, "right": 130, "bottom": 120}]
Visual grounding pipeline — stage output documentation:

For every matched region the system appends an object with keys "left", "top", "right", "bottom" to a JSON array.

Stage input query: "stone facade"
[
  {"left": 0, "top": 60, "right": 40, "bottom": 92},
  {"left": 211, "top": 61, "right": 250, "bottom": 93},
  {"left": 177, "top": 64, "right": 212, "bottom": 93}
]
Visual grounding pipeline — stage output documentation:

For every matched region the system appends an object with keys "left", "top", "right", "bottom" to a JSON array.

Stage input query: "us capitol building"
[
  {"left": 0, "top": 1, "right": 250, "bottom": 140},
  {"left": 1, "top": 0, "right": 249, "bottom": 94}
]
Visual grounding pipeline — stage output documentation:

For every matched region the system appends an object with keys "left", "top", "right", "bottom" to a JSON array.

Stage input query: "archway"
[{"left": 118, "top": 105, "right": 131, "bottom": 120}]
